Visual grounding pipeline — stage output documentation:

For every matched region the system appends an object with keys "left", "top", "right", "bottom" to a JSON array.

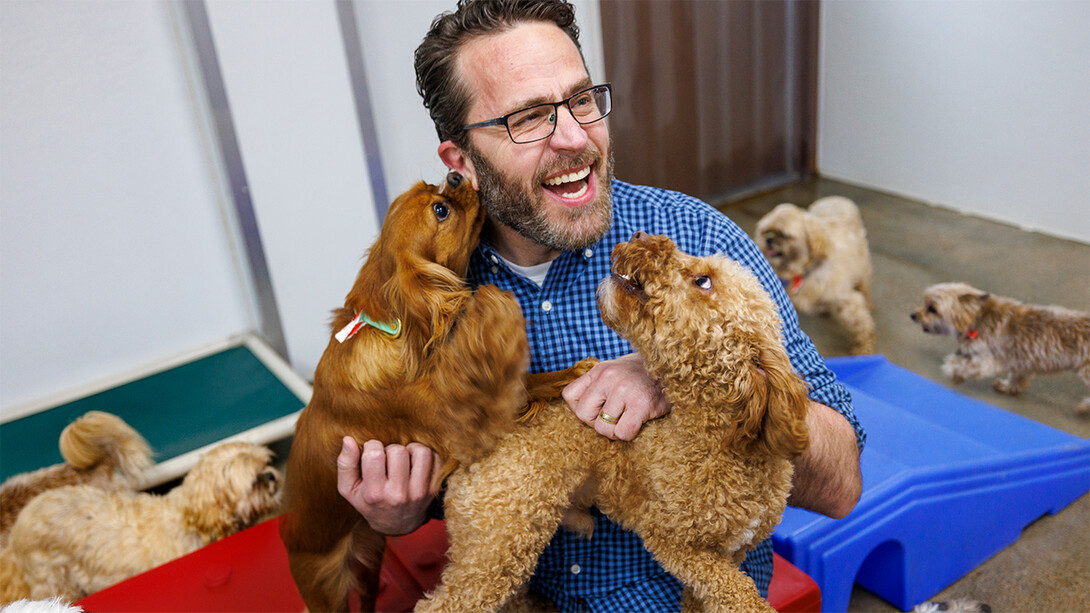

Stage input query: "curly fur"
[
  {"left": 0, "top": 441, "right": 280, "bottom": 603},
  {"left": 278, "top": 174, "right": 549, "bottom": 612},
  {"left": 755, "top": 196, "right": 876, "bottom": 354},
  {"left": 911, "top": 281, "right": 1090, "bottom": 412},
  {"left": 417, "top": 233, "right": 811, "bottom": 612},
  {"left": 0, "top": 411, "right": 152, "bottom": 548}
]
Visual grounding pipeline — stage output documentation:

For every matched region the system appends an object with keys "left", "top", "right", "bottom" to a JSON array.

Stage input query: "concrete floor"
[{"left": 717, "top": 177, "right": 1090, "bottom": 613}]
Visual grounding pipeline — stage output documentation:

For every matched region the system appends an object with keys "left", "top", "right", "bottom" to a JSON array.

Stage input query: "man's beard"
[{"left": 466, "top": 143, "right": 614, "bottom": 252}]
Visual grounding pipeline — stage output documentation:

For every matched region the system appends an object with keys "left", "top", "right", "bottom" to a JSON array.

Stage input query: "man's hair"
[{"left": 414, "top": 0, "right": 583, "bottom": 149}]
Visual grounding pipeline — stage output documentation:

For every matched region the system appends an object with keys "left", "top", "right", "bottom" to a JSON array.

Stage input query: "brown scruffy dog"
[
  {"left": 0, "top": 441, "right": 281, "bottom": 604},
  {"left": 911, "top": 282, "right": 1090, "bottom": 413},
  {"left": 0, "top": 411, "right": 152, "bottom": 548},
  {"left": 416, "top": 232, "right": 811, "bottom": 613},
  {"left": 755, "top": 196, "right": 876, "bottom": 355},
  {"left": 278, "top": 174, "right": 577, "bottom": 612}
]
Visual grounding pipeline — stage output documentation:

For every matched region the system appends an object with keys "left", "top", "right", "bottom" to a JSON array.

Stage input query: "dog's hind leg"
[
  {"left": 645, "top": 540, "right": 772, "bottom": 613},
  {"left": 833, "top": 292, "right": 876, "bottom": 354},
  {"left": 417, "top": 409, "right": 589, "bottom": 613},
  {"left": 281, "top": 507, "right": 383, "bottom": 612},
  {"left": 1077, "top": 363, "right": 1090, "bottom": 413}
]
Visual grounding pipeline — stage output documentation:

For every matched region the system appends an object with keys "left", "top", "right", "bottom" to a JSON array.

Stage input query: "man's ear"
[{"left": 438, "top": 141, "right": 478, "bottom": 190}]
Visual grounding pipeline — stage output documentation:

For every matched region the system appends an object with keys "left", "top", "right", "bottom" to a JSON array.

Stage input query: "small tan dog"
[
  {"left": 755, "top": 196, "right": 876, "bottom": 354},
  {"left": 416, "top": 233, "right": 810, "bottom": 612},
  {"left": 0, "top": 411, "right": 152, "bottom": 547},
  {"left": 911, "top": 282, "right": 1090, "bottom": 412},
  {"left": 0, "top": 441, "right": 281, "bottom": 603}
]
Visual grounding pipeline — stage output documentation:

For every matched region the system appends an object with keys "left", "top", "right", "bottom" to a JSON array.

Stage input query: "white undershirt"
[{"left": 498, "top": 255, "right": 553, "bottom": 287}]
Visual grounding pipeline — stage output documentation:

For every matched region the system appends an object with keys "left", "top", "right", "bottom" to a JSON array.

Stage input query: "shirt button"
[
  {"left": 541, "top": 300, "right": 552, "bottom": 312},
  {"left": 570, "top": 564, "right": 581, "bottom": 575},
  {"left": 490, "top": 254, "right": 499, "bottom": 264},
  {"left": 583, "top": 248, "right": 594, "bottom": 258},
  {"left": 490, "top": 266, "right": 499, "bottom": 274}
]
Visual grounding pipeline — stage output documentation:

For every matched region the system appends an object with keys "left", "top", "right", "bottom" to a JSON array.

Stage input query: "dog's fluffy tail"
[{"left": 59, "top": 411, "right": 152, "bottom": 488}]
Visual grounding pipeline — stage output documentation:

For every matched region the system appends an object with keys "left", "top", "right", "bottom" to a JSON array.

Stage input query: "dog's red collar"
[
  {"left": 788, "top": 275, "right": 804, "bottom": 294},
  {"left": 964, "top": 329, "right": 979, "bottom": 340}
]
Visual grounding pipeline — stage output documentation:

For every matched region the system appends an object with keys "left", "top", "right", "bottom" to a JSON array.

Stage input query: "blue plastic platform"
[{"left": 773, "top": 355, "right": 1090, "bottom": 612}]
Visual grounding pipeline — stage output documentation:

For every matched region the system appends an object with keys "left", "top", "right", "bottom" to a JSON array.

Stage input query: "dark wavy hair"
[{"left": 414, "top": 0, "right": 583, "bottom": 149}]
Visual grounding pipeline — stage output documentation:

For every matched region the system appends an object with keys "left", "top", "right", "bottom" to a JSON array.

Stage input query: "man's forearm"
[{"left": 788, "top": 401, "right": 862, "bottom": 518}]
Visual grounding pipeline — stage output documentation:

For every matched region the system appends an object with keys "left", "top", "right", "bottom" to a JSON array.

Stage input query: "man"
[{"left": 337, "top": 0, "right": 864, "bottom": 609}]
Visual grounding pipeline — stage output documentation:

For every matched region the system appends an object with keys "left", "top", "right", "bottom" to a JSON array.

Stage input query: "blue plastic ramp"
[{"left": 773, "top": 355, "right": 1090, "bottom": 612}]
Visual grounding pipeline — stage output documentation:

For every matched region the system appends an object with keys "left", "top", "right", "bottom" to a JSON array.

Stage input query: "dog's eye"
[
  {"left": 927, "top": 305, "right": 937, "bottom": 314},
  {"left": 432, "top": 201, "right": 450, "bottom": 221},
  {"left": 694, "top": 275, "right": 712, "bottom": 290}
]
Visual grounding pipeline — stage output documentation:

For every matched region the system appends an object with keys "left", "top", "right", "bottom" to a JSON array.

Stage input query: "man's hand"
[
  {"left": 561, "top": 353, "right": 670, "bottom": 441},
  {"left": 336, "top": 437, "right": 442, "bottom": 535}
]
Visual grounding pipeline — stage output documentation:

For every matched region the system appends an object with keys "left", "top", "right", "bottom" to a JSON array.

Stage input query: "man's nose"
[{"left": 548, "top": 104, "right": 590, "bottom": 151}]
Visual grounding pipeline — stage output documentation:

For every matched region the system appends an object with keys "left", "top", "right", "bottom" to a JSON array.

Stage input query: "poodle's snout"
[{"left": 446, "top": 171, "right": 464, "bottom": 189}]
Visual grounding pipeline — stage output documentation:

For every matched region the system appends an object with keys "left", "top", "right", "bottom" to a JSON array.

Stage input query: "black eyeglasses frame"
[{"left": 461, "top": 83, "right": 612, "bottom": 144}]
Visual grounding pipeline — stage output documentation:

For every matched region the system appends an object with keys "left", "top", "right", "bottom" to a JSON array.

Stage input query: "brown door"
[{"left": 600, "top": 0, "right": 819, "bottom": 204}]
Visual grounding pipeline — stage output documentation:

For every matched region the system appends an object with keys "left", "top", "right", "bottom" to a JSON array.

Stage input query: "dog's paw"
[
  {"left": 993, "top": 377, "right": 1021, "bottom": 395},
  {"left": 941, "top": 356, "right": 967, "bottom": 383},
  {"left": 570, "top": 357, "right": 600, "bottom": 378},
  {"left": 913, "top": 598, "right": 991, "bottom": 613}
]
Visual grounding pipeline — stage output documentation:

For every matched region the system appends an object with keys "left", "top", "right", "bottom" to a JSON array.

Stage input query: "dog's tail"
[
  {"left": 0, "top": 548, "right": 31, "bottom": 605},
  {"left": 59, "top": 411, "right": 153, "bottom": 488}
]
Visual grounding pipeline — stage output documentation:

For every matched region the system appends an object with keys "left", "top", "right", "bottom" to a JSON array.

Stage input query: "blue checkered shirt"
[{"left": 466, "top": 179, "right": 866, "bottom": 612}]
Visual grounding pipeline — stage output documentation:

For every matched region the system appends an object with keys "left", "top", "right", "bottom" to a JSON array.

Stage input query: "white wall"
[
  {"left": 203, "top": 0, "right": 380, "bottom": 380},
  {"left": 818, "top": 0, "right": 1090, "bottom": 244},
  {"left": 0, "top": 0, "right": 253, "bottom": 418}
]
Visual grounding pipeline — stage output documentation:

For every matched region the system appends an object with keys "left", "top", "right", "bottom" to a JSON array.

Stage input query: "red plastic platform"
[{"left": 77, "top": 515, "right": 818, "bottom": 612}]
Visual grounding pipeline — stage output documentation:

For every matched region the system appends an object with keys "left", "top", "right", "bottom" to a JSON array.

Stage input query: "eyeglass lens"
[{"left": 508, "top": 86, "right": 611, "bottom": 144}]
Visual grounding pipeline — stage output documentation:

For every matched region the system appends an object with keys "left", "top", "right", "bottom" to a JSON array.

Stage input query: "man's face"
[{"left": 455, "top": 22, "right": 613, "bottom": 252}]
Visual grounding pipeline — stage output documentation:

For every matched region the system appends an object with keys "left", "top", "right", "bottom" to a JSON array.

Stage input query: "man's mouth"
[{"left": 543, "top": 165, "right": 592, "bottom": 200}]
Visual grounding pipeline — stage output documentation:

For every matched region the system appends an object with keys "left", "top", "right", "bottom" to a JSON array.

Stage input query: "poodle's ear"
[
  {"left": 730, "top": 346, "right": 810, "bottom": 460},
  {"left": 804, "top": 215, "right": 832, "bottom": 263}
]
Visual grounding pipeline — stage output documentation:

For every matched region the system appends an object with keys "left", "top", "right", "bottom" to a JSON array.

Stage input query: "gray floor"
[{"left": 717, "top": 177, "right": 1090, "bottom": 613}]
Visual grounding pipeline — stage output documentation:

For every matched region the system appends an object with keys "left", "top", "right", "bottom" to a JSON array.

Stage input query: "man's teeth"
[
  {"left": 544, "top": 166, "right": 591, "bottom": 186},
  {"left": 560, "top": 181, "right": 589, "bottom": 200}
]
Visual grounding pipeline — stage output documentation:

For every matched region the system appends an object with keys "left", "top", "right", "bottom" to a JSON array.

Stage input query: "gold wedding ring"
[{"left": 598, "top": 410, "right": 619, "bottom": 425}]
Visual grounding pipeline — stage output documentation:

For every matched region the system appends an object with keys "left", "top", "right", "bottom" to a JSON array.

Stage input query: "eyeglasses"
[{"left": 462, "top": 83, "right": 612, "bottom": 144}]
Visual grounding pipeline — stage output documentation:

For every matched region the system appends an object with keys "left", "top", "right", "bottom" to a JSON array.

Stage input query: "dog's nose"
[
  {"left": 910, "top": 312, "right": 918, "bottom": 322},
  {"left": 446, "top": 171, "right": 464, "bottom": 189},
  {"left": 631, "top": 230, "right": 649, "bottom": 241}
]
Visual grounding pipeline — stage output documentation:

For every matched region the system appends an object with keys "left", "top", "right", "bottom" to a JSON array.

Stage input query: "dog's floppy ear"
[
  {"left": 730, "top": 345, "right": 810, "bottom": 460},
  {"left": 386, "top": 255, "right": 472, "bottom": 355},
  {"left": 181, "top": 468, "right": 244, "bottom": 543}
]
